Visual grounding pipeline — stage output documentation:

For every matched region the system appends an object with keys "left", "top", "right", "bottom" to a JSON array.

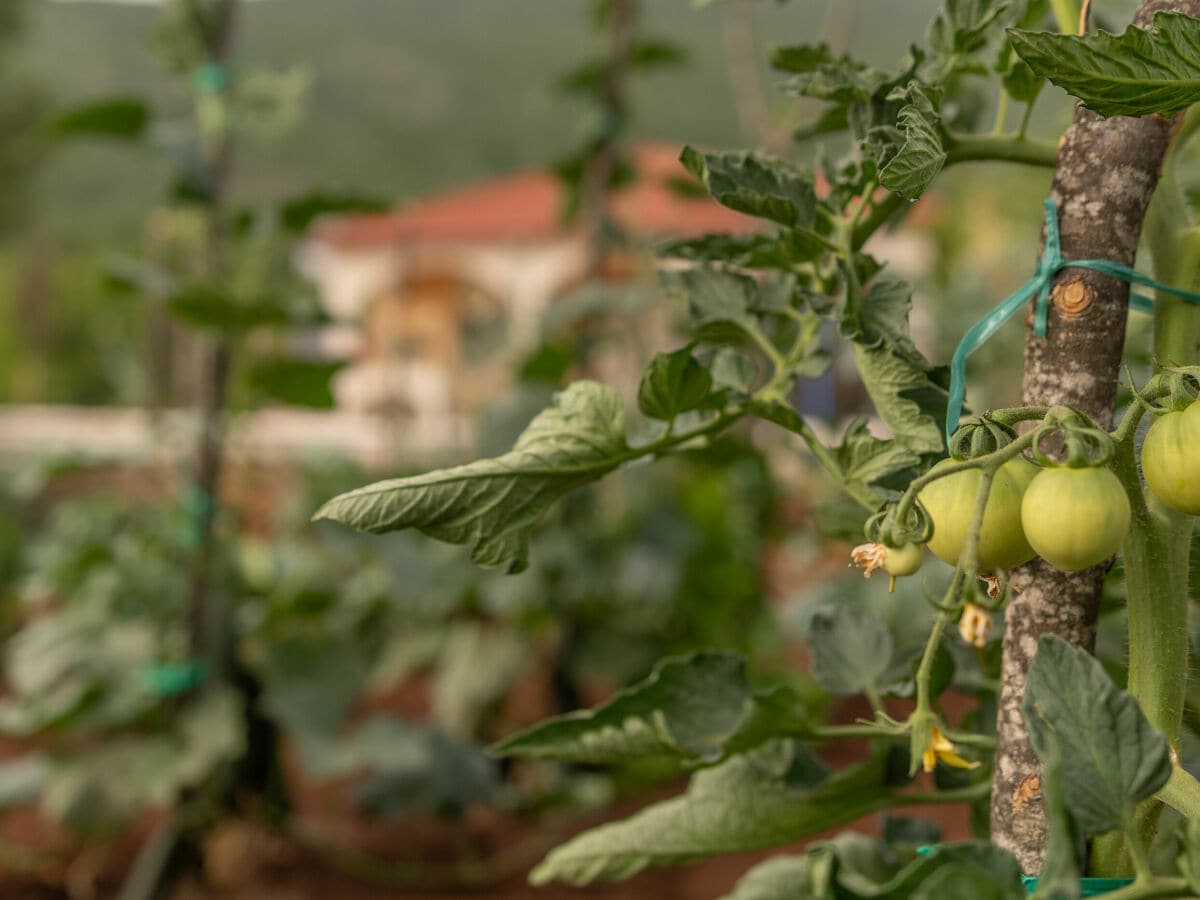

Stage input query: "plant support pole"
[{"left": 990, "top": 0, "right": 1200, "bottom": 874}]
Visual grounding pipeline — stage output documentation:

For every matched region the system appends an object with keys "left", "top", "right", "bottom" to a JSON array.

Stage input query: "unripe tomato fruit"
[
  {"left": 1141, "top": 402, "right": 1200, "bottom": 515},
  {"left": 883, "top": 542, "right": 924, "bottom": 577},
  {"left": 918, "top": 457, "right": 1037, "bottom": 571},
  {"left": 1020, "top": 466, "right": 1130, "bottom": 571}
]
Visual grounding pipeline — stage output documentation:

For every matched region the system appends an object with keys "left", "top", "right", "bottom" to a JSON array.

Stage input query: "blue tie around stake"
[{"left": 943, "top": 198, "right": 1200, "bottom": 445}]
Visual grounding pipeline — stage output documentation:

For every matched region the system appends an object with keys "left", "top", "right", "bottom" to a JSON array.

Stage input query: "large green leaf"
[
  {"left": 852, "top": 344, "right": 947, "bottom": 457},
  {"left": 1023, "top": 635, "right": 1172, "bottom": 834},
  {"left": 314, "top": 381, "right": 629, "bottom": 572},
  {"left": 680, "top": 146, "right": 818, "bottom": 228},
  {"left": 492, "top": 651, "right": 810, "bottom": 767},
  {"left": 722, "top": 838, "right": 1022, "bottom": 899},
  {"left": 808, "top": 605, "right": 894, "bottom": 696},
  {"left": 530, "top": 741, "right": 899, "bottom": 886},
  {"left": 1009, "top": 12, "right": 1200, "bottom": 117}
]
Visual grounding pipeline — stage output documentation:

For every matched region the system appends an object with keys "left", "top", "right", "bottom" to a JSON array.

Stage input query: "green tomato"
[
  {"left": 883, "top": 542, "right": 925, "bottom": 577},
  {"left": 1141, "top": 401, "right": 1200, "bottom": 515},
  {"left": 919, "top": 457, "right": 1037, "bottom": 571},
  {"left": 1020, "top": 466, "right": 1130, "bottom": 572}
]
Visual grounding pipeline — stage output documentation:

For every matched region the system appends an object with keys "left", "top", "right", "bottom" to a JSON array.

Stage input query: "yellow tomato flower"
[{"left": 921, "top": 726, "right": 980, "bottom": 774}]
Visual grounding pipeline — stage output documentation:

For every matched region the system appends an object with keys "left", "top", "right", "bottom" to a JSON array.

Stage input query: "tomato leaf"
[
  {"left": 1023, "top": 635, "right": 1172, "bottom": 834},
  {"left": 1009, "top": 12, "right": 1200, "bottom": 118},
  {"left": 927, "top": 0, "right": 1010, "bottom": 62},
  {"left": 491, "top": 651, "right": 811, "bottom": 767},
  {"left": 875, "top": 87, "right": 946, "bottom": 200},
  {"left": 721, "top": 837, "right": 1022, "bottom": 899},
  {"left": 530, "top": 742, "right": 899, "bottom": 886},
  {"left": 679, "top": 146, "right": 818, "bottom": 228},
  {"left": 638, "top": 346, "right": 713, "bottom": 422},
  {"left": 808, "top": 605, "right": 893, "bottom": 696},
  {"left": 313, "top": 381, "right": 629, "bottom": 573},
  {"left": 832, "top": 418, "right": 922, "bottom": 499}
]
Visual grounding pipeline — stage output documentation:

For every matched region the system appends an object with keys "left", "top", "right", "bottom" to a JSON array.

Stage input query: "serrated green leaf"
[
  {"left": 680, "top": 146, "right": 818, "bottom": 228},
  {"left": 722, "top": 838, "right": 1023, "bottom": 900},
  {"left": 1023, "top": 635, "right": 1172, "bottom": 834},
  {"left": 530, "top": 741, "right": 899, "bottom": 886},
  {"left": 876, "top": 92, "right": 946, "bottom": 201},
  {"left": 831, "top": 418, "right": 921, "bottom": 499},
  {"left": 809, "top": 605, "right": 893, "bottom": 696},
  {"left": 314, "top": 381, "right": 629, "bottom": 572},
  {"left": 55, "top": 97, "right": 148, "bottom": 140},
  {"left": 660, "top": 267, "right": 771, "bottom": 349},
  {"left": 492, "top": 651, "right": 810, "bottom": 766},
  {"left": 852, "top": 340, "right": 947, "bottom": 457},
  {"left": 1009, "top": 12, "right": 1200, "bottom": 117},
  {"left": 718, "top": 854, "right": 811, "bottom": 900},
  {"left": 638, "top": 346, "right": 713, "bottom": 422},
  {"left": 928, "top": 0, "right": 1010, "bottom": 61},
  {"left": 1002, "top": 57, "right": 1044, "bottom": 103}
]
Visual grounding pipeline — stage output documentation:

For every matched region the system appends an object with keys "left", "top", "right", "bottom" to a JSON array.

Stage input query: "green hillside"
[{"left": 21, "top": 0, "right": 940, "bottom": 240}]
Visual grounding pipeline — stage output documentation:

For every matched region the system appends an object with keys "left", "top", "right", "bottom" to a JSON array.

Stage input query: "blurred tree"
[{"left": 0, "top": 0, "right": 45, "bottom": 236}]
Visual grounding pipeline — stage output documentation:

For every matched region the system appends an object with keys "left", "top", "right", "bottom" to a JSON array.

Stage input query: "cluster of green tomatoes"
[{"left": 860, "top": 396, "right": 1200, "bottom": 587}]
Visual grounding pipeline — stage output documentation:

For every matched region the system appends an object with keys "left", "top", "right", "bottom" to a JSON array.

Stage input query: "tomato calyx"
[
  {"left": 1030, "top": 407, "right": 1114, "bottom": 469},
  {"left": 948, "top": 414, "right": 1019, "bottom": 461},
  {"left": 1132, "top": 365, "right": 1200, "bottom": 415}
]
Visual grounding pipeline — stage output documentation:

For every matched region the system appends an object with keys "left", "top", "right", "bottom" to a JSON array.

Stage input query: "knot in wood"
[{"left": 1053, "top": 278, "right": 1093, "bottom": 317}]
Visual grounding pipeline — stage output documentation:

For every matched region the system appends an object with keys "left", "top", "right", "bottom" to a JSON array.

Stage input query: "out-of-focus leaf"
[
  {"left": 55, "top": 97, "right": 148, "bottom": 140},
  {"left": 280, "top": 190, "right": 389, "bottom": 233},
  {"left": 1023, "top": 635, "right": 1172, "bottom": 834},
  {"left": 492, "top": 651, "right": 810, "bottom": 767},
  {"left": 530, "top": 741, "right": 903, "bottom": 885},
  {"left": 808, "top": 605, "right": 893, "bottom": 696},
  {"left": 249, "top": 358, "right": 343, "bottom": 408}
]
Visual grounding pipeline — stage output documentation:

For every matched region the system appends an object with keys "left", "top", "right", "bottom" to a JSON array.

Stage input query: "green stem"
[
  {"left": 992, "top": 89, "right": 1011, "bottom": 136},
  {"left": 942, "top": 134, "right": 1058, "bottom": 169},
  {"left": 849, "top": 137, "right": 1057, "bottom": 249},
  {"left": 1156, "top": 766, "right": 1200, "bottom": 819},
  {"left": 1016, "top": 99, "right": 1036, "bottom": 141},
  {"left": 914, "top": 610, "right": 951, "bottom": 716},
  {"left": 1049, "top": 0, "right": 1080, "bottom": 33}
]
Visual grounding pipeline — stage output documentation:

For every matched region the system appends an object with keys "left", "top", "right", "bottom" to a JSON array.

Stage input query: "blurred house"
[{"left": 295, "top": 141, "right": 758, "bottom": 438}]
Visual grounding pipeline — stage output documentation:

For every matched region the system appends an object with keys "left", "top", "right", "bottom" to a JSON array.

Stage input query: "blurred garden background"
[{"left": 0, "top": 1, "right": 1141, "bottom": 898}]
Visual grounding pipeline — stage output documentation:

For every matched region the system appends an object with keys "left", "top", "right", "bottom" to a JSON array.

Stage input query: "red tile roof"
[{"left": 311, "top": 141, "right": 760, "bottom": 250}]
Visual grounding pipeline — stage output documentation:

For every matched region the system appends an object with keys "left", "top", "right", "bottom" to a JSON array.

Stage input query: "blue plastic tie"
[
  {"left": 192, "top": 62, "right": 231, "bottom": 94},
  {"left": 944, "top": 198, "right": 1200, "bottom": 443}
]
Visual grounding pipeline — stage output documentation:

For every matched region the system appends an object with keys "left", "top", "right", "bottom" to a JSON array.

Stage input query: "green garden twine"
[{"left": 944, "top": 198, "right": 1200, "bottom": 444}]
